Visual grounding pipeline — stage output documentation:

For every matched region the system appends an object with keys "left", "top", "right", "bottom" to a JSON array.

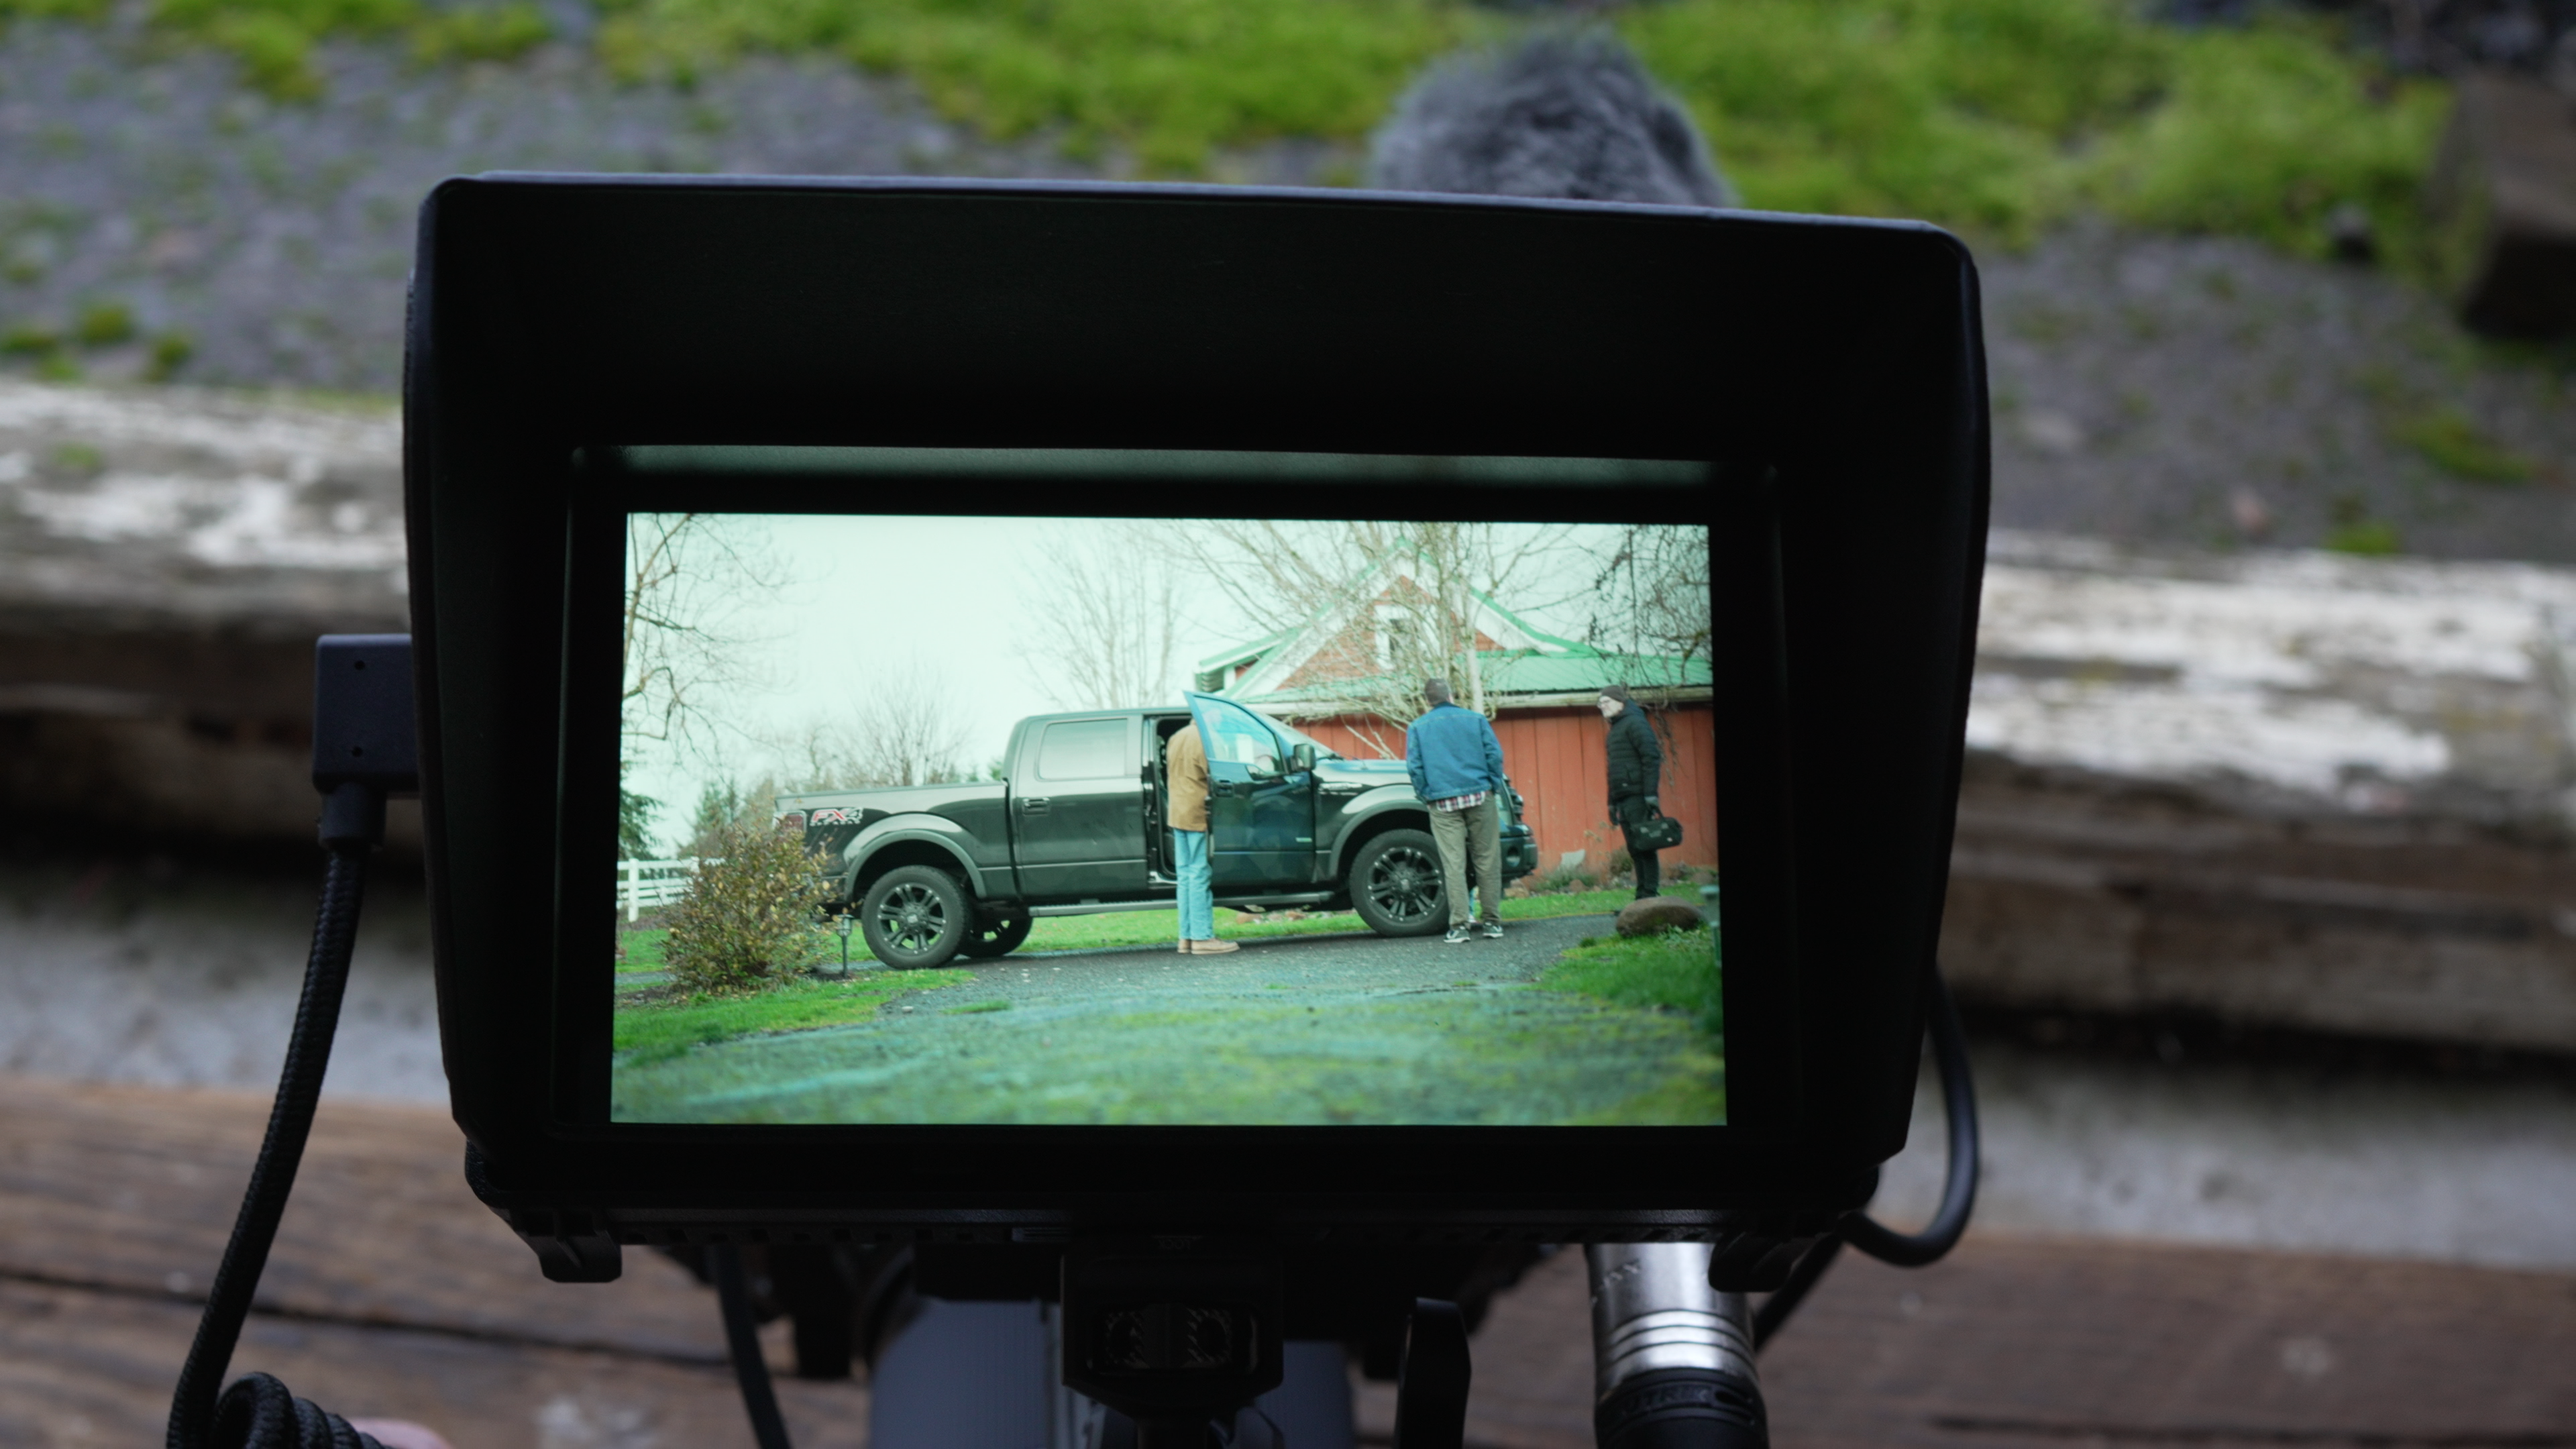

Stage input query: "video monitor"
[
  {"left": 409, "top": 174, "right": 1986, "bottom": 1238},
  {"left": 604, "top": 458, "right": 1719, "bottom": 1128}
]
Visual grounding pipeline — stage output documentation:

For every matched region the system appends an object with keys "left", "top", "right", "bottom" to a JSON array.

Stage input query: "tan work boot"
[{"left": 1179, "top": 937, "right": 1240, "bottom": 955}]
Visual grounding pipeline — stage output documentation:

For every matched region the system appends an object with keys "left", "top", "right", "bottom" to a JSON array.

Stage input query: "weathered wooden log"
[
  {"left": 1947, "top": 531, "right": 2576, "bottom": 1051},
  {"left": 9, "top": 381, "right": 2573, "bottom": 1049},
  {"left": 8, "top": 1074, "right": 2574, "bottom": 1448},
  {"left": 0, "top": 380, "right": 410, "bottom": 849}
]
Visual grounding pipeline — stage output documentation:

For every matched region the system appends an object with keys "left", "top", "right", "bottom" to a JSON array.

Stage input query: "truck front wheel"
[
  {"left": 860, "top": 865, "right": 969, "bottom": 970},
  {"left": 1348, "top": 828, "right": 1448, "bottom": 937}
]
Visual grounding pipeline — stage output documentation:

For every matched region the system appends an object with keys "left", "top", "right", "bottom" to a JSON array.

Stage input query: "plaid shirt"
[{"left": 1430, "top": 790, "right": 1489, "bottom": 812}]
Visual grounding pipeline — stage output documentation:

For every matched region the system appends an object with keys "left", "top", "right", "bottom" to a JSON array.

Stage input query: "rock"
[
  {"left": 2426, "top": 72, "right": 2576, "bottom": 337},
  {"left": 2326, "top": 202, "right": 2377, "bottom": 264},
  {"left": 1615, "top": 897, "right": 1705, "bottom": 937}
]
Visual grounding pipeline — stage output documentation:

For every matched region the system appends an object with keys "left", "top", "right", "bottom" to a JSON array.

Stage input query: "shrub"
[
  {"left": 2084, "top": 20, "right": 2450, "bottom": 261},
  {"left": 2324, "top": 517, "right": 2401, "bottom": 557},
  {"left": 1, "top": 322, "right": 60, "bottom": 356},
  {"left": 145, "top": 332, "right": 194, "bottom": 382},
  {"left": 75, "top": 301, "right": 135, "bottom": 347},
  {"left": 2388, "top": 408, "right": 2534, "bottom": 484},
  {"left": 662, "top": 811, "right": 828, "bottom": 994},
  {"left": 1532, "top": 857, "right": 1598, "bottom": 894}
]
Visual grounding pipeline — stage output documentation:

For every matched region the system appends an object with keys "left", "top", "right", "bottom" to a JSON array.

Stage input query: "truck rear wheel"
[
  {"left": 959, "top": 910, "right": 1032, "bottom": 959},
  {"left": 860, "top": 865, "right": 969, "bottom": 970},
  {"left": 1348, "top": 828, "right": 1448, "bottom": 937}
]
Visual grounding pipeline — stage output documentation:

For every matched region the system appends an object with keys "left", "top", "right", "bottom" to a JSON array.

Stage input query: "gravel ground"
[
  {"left": 833, "top": 912, "right": 1601, "bottom": 1008},
  {"left": 610, "top": 914, "right": 1728, "bottom": 1126},
  {"left": 1981, "top": 219, "right": 2576, "bottom": 561},
  {"left": 0, "top": 18, "right": 1343, "bottom": 394},
  {"left": 7, "top": 18, "right": 2574, "bottom": 564}
]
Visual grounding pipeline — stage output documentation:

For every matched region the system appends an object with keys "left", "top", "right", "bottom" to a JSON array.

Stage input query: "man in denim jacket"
[{"left": 1404, "top": 678, "right": 1509, "bottom": 944}]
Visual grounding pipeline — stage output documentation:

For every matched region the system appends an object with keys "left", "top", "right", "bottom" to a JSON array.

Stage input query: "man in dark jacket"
[
  {"left": 1600, "top": 684, "right": 1666, "bottom": 900},
  {"left": 1405, "top": 677, "right": 1509, "bottom": 944}
]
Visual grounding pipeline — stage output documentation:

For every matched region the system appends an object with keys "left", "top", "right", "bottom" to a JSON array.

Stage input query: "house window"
[{"left": 1375, "top": 606, "right": 1421, "bottom": 671}]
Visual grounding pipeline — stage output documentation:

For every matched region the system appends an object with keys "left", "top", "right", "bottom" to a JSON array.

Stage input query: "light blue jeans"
[{"left": 1173, "top": 828, "right": 1214, "bottom": 940}]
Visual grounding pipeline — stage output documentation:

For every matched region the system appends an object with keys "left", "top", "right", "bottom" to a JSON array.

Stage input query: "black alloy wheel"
[
  {"left": 859, "top": 864, "right": 969, "bottom": 969},
  {"left": 959, "top": 910, "right": 1034, "bottom": 959},
  {"left": 1349, "top": 828, "right": 1449, "bottom": 937}
]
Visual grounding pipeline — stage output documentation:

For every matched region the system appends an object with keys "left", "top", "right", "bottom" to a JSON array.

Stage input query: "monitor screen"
[{"left": 604, "top": 449, "right": 1719, "bottom": 1128}]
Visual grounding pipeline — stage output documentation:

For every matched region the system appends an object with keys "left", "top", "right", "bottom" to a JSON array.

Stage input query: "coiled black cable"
[
  {"left": 207, "top": 1373, "right": 383, "bottom": 1449},
  {"left": 1754, "top": 963, "right": 1978, "bottom": 1352},
  {"left": 166, "top": 841, "right": 374, "bottom": 1449},
  {"left": 1841, "top": 964, "right": 1978, "bottom": 1268}
]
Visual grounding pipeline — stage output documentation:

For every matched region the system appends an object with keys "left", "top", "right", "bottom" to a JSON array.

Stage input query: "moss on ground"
[
  {"left": 1538, "top": 926, "right": 1722, "bottom": 1041},
  {"left": 610, "top": 911, "right": 1727, "bottom": 1126},
  {"left": 22, "top": 0, "right": 2449, "bottom": 258},
  {"left": 613, "top": 983, "right": 1721, "bottom": 1125},
  {"left": 613, "top": 968, "right": 974, "bottom": 1065}
]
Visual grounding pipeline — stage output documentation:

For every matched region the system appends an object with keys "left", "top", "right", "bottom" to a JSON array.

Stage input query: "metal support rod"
[{"left": 1586, "top": 1243, "right": 1766, "bottom": 1449}]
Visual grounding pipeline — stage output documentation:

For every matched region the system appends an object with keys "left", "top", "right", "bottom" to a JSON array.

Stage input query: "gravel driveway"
[{"left": 610, "top": 914, "right": 1729, "bottom": 1126}]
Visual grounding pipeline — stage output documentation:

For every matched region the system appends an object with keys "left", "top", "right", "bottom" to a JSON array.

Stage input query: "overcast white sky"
[{"left": 621, "top": 515, "right": 1657, "bottom": 853}]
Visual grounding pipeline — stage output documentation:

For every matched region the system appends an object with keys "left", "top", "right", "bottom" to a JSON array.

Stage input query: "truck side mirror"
[{"left": 1290, "top": 743, "right": 1316, "bottom": 773}]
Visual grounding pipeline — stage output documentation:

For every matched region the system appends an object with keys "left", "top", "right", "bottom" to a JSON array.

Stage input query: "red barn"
[{"left": 1194, "top": 576, "right": 1714, "bottom": 877}]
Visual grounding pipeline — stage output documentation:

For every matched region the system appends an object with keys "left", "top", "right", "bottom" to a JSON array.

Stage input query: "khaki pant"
[{"left": 1427, "top": 797, "right": 1503, "bottom": 926}]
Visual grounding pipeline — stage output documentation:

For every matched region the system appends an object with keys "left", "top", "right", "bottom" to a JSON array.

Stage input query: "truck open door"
[{"left": 1184, "top": 691, "right": 1319, "bottom": 891}]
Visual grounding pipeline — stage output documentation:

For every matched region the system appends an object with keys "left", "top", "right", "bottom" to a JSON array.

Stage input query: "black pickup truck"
[{"left": 775, "top": 692, "right": 1538, "bottom": 968}]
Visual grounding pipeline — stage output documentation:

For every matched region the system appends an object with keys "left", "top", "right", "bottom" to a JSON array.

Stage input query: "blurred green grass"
[
  {"left": 1539, "top": 924, "right": 1721, "bottom": 1043},
  {"left": 613, "top": 967, "right": 975, "bottom": 1063},
  {"left": 0, "top": 0, "right": 2449, "bottom": 258}
]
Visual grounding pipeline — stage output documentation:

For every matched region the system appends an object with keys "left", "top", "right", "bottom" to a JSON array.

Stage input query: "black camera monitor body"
[{"left": 407, "top": 174, "right": 1988, "bottom": 1255}]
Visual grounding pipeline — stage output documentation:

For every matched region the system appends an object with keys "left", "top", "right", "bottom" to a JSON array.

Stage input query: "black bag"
[{"left": 1625, "top": 804, "right": 1684, "bottom": 853}]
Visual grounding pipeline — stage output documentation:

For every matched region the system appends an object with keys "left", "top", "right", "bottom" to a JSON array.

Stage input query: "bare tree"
[
  {"left": 851, "top": 658, "right": 973, "bottom": 786},
  {"left": 769, "top": 657, "right": 974, "bottom": 792},
  {"left": 622, "top": 513, "right": 787, "bottom": 761},
  {"left": 1012, "top": 537, "right": 1186, "bottom": 709},
  {"left": 621, "top": 513, "right": 789, "bottom": 855},
  {"left": 1585, "top": 525, "right": 1713, "bottom": 705},
  {"left": 1152, "top": 521, "right": 1581, "bottom": 756}
]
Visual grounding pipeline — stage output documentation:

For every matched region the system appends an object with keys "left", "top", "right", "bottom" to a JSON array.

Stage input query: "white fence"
[{"left": 617, "top": 857, "right": 719, "bottom": 922}]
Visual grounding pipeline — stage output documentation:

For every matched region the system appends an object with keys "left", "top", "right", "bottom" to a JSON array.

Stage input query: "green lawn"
[
  {"left": 613, "top": 969, "right": 975, "bottom": 1065},
  {"left": 608, "top": 892, "right": 1724, "bottom": 1122},
  {"left": 1529, "top": 921, "right": 1724, "bottom": 1122},
  {"left": 1539, "top": 925, "right": 1723, "bottom": 1043},
  {"left": 36, "top": 0, "right": 2447, "bottom": 260}
]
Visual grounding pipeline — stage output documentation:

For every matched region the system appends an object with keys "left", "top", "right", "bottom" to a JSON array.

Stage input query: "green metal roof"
[
  {"left": 1195, "top": 542, "right": 1671, "bottom": 699},
  {"left": 1233, "top": 648, "right": 1709, "bottom": 704},
  {"left": 1195, "top": 625, "right": 1293, "bottom": 672}
]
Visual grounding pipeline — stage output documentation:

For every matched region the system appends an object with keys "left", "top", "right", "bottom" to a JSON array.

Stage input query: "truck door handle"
[{"left": 1021, "top": 798, "right": 1050, "bottom": 814}]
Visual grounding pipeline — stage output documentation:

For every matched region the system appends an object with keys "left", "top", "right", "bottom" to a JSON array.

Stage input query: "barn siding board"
[{"left": 1281, "top": 704, "right": 1717, "bottom": 873}]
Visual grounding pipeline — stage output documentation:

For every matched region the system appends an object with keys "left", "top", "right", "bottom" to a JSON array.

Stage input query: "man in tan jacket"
[{"left": 1166, "top": 721, "right": 1236, "bottom": 954}]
